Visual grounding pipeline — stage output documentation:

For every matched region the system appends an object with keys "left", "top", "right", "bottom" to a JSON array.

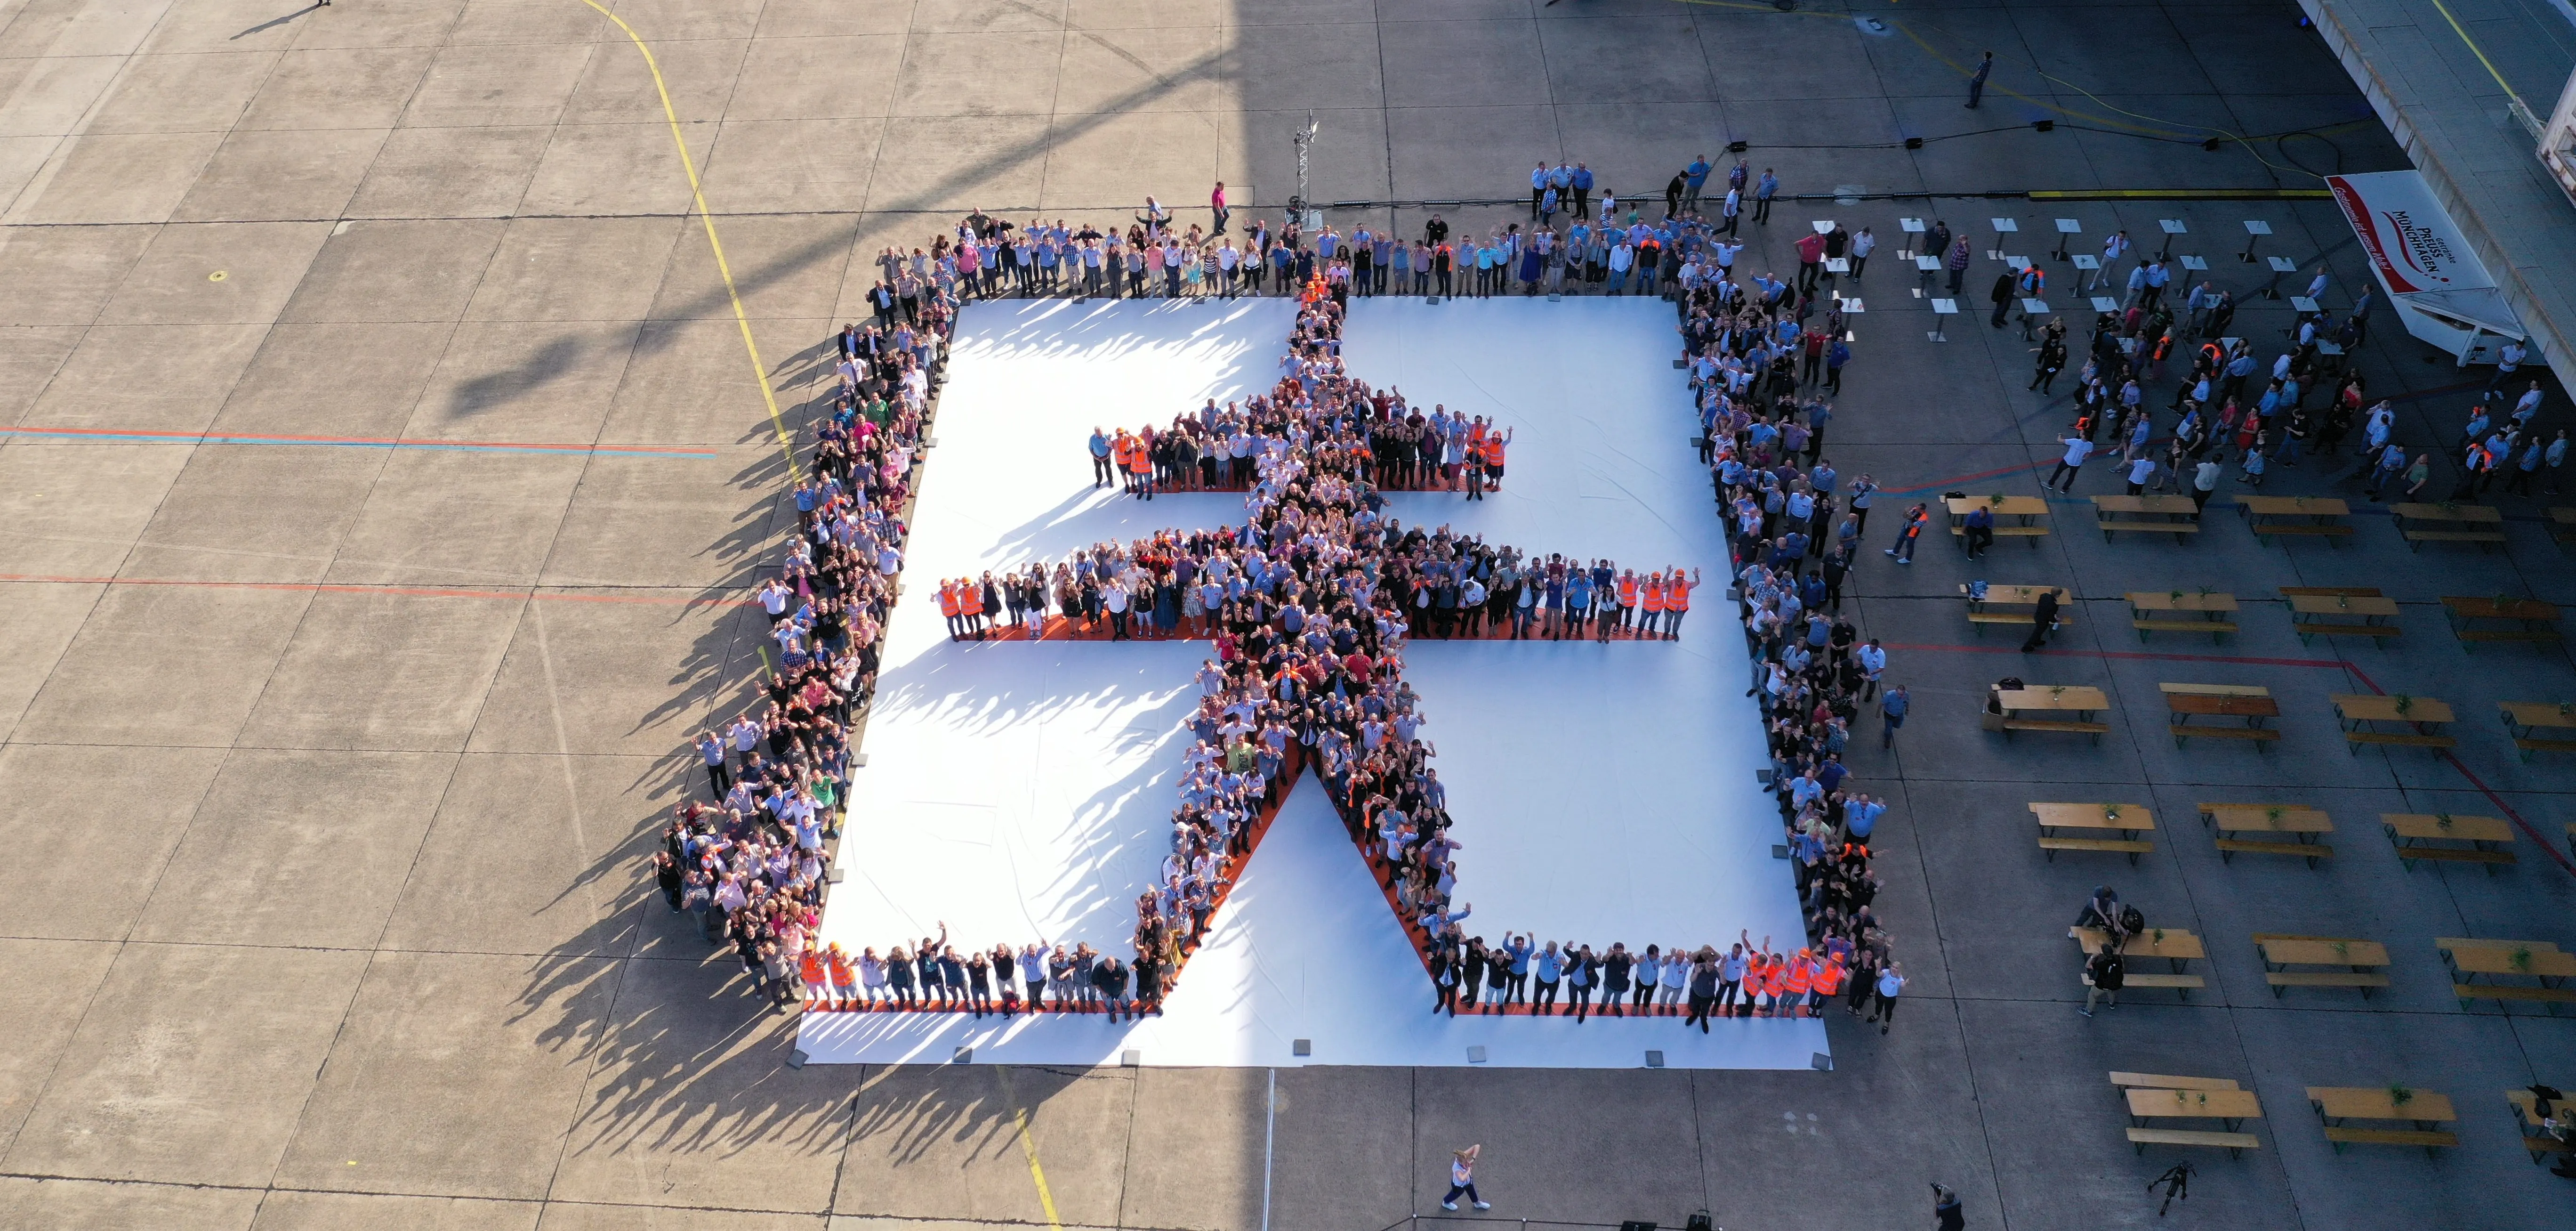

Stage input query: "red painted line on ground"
[
  {"left": 0, "top": 572, "right": 748, "bottom": 607},
  {"left": 1890, "top": 640, "right": 2576, "bottom": 876}
]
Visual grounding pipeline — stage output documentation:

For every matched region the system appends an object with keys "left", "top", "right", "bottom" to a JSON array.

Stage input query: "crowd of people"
[
  {"left": 679, "top": 178, "right": 1924, "bottom": 1033},
  {"left": 654, "top": 297, "right": 946, "bottom": 1011}
]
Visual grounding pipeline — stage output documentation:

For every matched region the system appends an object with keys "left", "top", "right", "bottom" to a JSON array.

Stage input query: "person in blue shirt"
[
  {"left": 1529, "top": 162, "right": 1548, "bottom": 220},
  {"left": 1683, "top": 154, "right": 1710, "bottom": 210},
  {"left": 1755, "top": 169, "right": 1778, "bottom": 223},
  {"left": 1572, "top": 163, "right": 1595, "bottom": 219},
  {"left": 1880, "top": 684, "right": 1910, "bottom": 748}
]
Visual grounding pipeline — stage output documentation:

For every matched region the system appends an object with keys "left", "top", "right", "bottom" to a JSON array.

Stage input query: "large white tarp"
[{"left": 798, "top": 296, "right": 1821, "bottom": 1069}]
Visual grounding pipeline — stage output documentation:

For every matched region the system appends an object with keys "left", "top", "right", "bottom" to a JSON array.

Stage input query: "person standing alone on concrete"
[
  {"left": 1966, "top": 51, "right": 1994, "bottom": 107},
  {"left": 1442, "top": 1145, "right": 1490, "bottom": 1211}
]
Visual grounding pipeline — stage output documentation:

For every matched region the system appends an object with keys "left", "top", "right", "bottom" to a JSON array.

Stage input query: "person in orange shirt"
[
  {"left": 800, "top": 943, "right": 831, "bottom": 1009},
  {"left": 1779, "top": 946, "right": 1814, "bottom": 1016},
  {"left": 823, "top": 943, "right": 856, "bottom": 1010},
  {"left": 1481, "top": 427, "right": 1511, "bottom": 493},
  {"left": 937, "top": 578, "right": 964, "bottom": 640},
  {"left": 1614, "top": 568, "right": 1640, "bottom": 636},
  {"left": 1809, "top": 954, "right": 1845, "bottom": 1018},
  {"left": 1751, "top": 948, "right": 1793, "bottom": 1014},
  {"left": 1660, "top": 566, "right": 1702, "bottom": 641},
  {"left": 958, "top": 574, "right": 987, "bottom": 639},
  {"left": 1128, "top": 428, "right": 1156, "bottom": 500},
  {"left": 1738, "top": 948, "right": 1769, "bottom": 1018},
  {"left": 1112, "top": 430, "right": 1138, "bottom": 496},
  {"left": 1637, "top": 571, "right": 1666, "bottom": 639}
]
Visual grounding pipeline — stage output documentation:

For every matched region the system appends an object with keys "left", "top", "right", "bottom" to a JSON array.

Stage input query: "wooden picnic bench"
[
  {"left": 2550, "top": 507, "right": 2576, "bottom": 549},
  {"left": 2499, "top": 702, "right": 2576, "bottom": 762},
  {"left": 2441, "top": 595, "right": 2562, "bottom": 653},
  {"left": 2308, "top": 1086, "right": 2459, "bottom": 1155},
  {"left": 2071, "top": 926, "right": 2205, "bottom": 996},
  {"left": 2332, "top": 693, "right": 2456, "bottom": 756},
  {"left": 2128, "top": 591, "right": 2237, "bottom": 642},
  {"left": 1946, "top": 495, "right": 2050, "bottom": 550},
  {"left": 1960, "top": 583, "right": 2073, "bottom": 634},
  {"left": 1987, "top": 685, "right": 2111, "bottom": 742},
  {"left": 2238, "top": 495, "right": 2353, "bottom": 547},
  {"left": 2286, "top": 588, "right": 2401, "bottom": 646},
  {"left": 2198, "top": 802, "right": 2333, "bottom": 867},
  {"left": 2383, "top": 812, "right": 2516, "bottom": 872},
  {"left": 2126, "top": 1086, "right": 2264, "bottom": 1156},
  {"left": 2507, "top": 1088, "right": 2576, "bottom": 1162},
  {"left": 2031, "top": 802, "right": 2154, "bottom": 864},
  {"left": 2440, "top": 938, "right": 2576, "bottom": 1013},
  {"left": 2390, "top": 502, "right": 2507, "bottom": 552},
  {"left": 2112, "top": 1074, "right": 2260, "bottom": 1156},
  {"left": 2255, "top": 933, "right": 2391, "bottom": 999},
  {"left": 2164, "top": 683, "right": 2278, "bottom": 751},
  {"left": 2092, "top": 494, "right": 2202, "bottom": 544}
]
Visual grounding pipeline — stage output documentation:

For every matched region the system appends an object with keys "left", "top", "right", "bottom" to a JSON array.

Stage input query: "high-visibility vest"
[
  {"left": 1483, "top": 437, "right": 1506, "bottom": 466},
  {"left": 1617, "top": 576, "right": 1640, "bottom": 607},
  {"left": 1641, "top": 578, "right": 1666, "bottom": 613},
  {"left": 1782, "top": 959, "right": 1814, "bottom": 996},
  {"left": 960, "top": 583, "right": 985, "bottom": 616},
  {"left": 1129, "top": 443, "right": 1151, "bottom": 473},
  {"left": 1744, "top": 955, "right": 1768, "bottom": 989},
  {"left": 1666, "top": 576, "right": 1692, "bottom": 611},
  {"left": 937, "top": 583, "right": 961, "bottom": 618},
  {"left": 825, "top": 951, "right": 853, "bottom": 983},
  {"left": 1761, "top": 961, "right": 1788, "bottom": 997},
  {"left": 1813, "top": 960, "right": 1844, "bottom": 997}
]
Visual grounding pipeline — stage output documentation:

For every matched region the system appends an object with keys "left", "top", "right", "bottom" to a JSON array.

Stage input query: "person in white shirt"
[
  {"left": 2091, "top": 230, "right": 2130, "bottom": 290},
  {"left": 2048, "top": 434, "right": 2093, "bottom": 492},
  {"left": 1851, "top": 227, "right": 1876, "bottom": 279},
  {"left": 2125, "top": 454, "right": 2156, "bottom": 494}
]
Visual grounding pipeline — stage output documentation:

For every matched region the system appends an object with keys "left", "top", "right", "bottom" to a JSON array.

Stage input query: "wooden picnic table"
[
  {"left": 2390, "top": 502, "right": 2508, "bottom": 552},
  {"left": 2072, "top": 924, "right": 2204, "bottom": 970},
  {"left": 2551, "top": 506, "right": 2576, "bottom": 547},
  {"left": 2287, "top": 591, "right": 2400, "bottom": 646},
  {"left": 2238, "top": 495, "right": 2353, "bottom": 547},
  {"left": 2500, "top": 701, "right": 2576, "bottom": 762},
  {"left": 2165, "top": 688, "right": 2278, "bottom": 752},
  {"left": 2199, "top": 802, "right": 2332, "bottom": 866},
  {"left": 2332, "top": 693, "right": 2456, "bottom": 756},
  {"left": 2507, "top": 1088, "right": 2576, "bottom": 1162},
  {"left": 2092, "top": 494, "right": 2202, "bottom": 544},
  {"left": 2127, "top": 591, "right": 2237, "bottom": 642},
  {"left": 1945, "top": 495, "right": 2050, "bottom": 550},
  {"left": 2259, "top": 933, "right": 2391, "bottom": 1000},
  {"left": 2444, "top": 938, "right": 2576, "bottom": 1013},
  {"left": 2113, "top": 1072, "right": 2238, "bottom": 1093},
  {"left": 2260, "top": 937, "right": 2391, "bottom": 967},
  {"left": 1998, "top": 688, "right": 2110, "bottom": 717},
  {"left": 2451, "top": 946, "right": 2576, "bottom": 983},
  {"left": 2127, "top": 1086, "right": 2263, "bottom": 1130},
  {"left": 2308, "top": 1086, "right": 2460, "bottom": 1154},
  {"left": 2441, "top": 595, "right": 2562, "bottom": 652},
  {"left": 1961, "top": 584, "right": 2073, "bottom": 635},
  {"left": 2383, "top": 811, "right": 2517, "bottom": 873},
  {"left": 1987, "top": 684, "right": 2110, "bottom": 743},
  {"left": 2122, "top": 1079, "right": 2264, "bottom": 1155},
  {"left": 2031, "top": 801, "right": 2153, "bottom": 864}
]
